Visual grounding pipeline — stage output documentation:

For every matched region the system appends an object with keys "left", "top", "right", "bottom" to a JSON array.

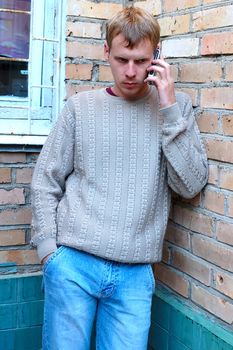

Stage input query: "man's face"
[{"left": 104, "top": 34, "right": 154, "bottom": 100}]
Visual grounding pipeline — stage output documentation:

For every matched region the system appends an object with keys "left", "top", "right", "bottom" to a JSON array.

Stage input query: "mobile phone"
[{"left": 147, "top": 48, "right": 161, "bottom": 82}]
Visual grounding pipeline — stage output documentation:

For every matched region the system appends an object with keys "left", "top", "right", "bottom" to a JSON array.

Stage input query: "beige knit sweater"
[{"left": 31, "top": 87, "right": 208, "bottom": 263}]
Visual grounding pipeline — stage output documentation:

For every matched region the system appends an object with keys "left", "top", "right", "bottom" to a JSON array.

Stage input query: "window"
[
  {"left": 0, "top": 0, "right": 30, "bottom": 97},
  {"left": 0, "top": 0, "right": 66, "bottom": 143}
]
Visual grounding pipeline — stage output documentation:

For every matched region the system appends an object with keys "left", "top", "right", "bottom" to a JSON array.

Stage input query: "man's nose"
[{"left": 125, "top": 62, "right": 136, "bottom": 78}]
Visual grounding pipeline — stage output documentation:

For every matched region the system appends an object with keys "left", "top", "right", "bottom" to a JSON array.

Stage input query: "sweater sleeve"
[
  {"left": 30, "top": 97, "right": 76, "bottom": 261},
  {"left": 161, "top": 93, "right": 208, "bottom": 199}
]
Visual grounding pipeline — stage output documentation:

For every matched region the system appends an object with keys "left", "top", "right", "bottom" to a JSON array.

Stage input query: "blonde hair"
[{"left": 106, "top": 7, "right": 160, "bottom": 49}]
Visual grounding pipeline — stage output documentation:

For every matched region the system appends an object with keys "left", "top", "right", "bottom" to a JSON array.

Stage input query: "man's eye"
[
  {"left": 137, "top": 59, "right": 146, "bottom": 64},
  {"left": 117, "top": 58, "right": 127, "bottom": 63}
]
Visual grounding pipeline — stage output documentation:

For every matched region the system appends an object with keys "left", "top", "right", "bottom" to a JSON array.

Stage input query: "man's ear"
[{"left": 104, "top": 42, "right": 110, "bottom": 60}]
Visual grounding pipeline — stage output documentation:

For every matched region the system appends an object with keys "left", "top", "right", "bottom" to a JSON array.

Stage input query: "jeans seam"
[
  {"left": 96, "top": 315, "right": 100, "bottom": 350},
  {"left": 147, "top": 264, "right": 156, "bottom": 292},
  {"left": 43, "top": 302, "right": 50, "bottom": 350}
]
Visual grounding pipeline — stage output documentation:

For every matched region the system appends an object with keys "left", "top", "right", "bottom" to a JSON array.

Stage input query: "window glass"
[
  {"left": 0, "top": 0, "right": 31, "bottom": 97},
  {"left": 0, "top": 0, "right": 30, "bottom": 11}
]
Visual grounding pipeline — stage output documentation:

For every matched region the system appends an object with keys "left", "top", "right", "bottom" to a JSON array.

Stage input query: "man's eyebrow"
[
  {"left": 114, "top": 55, "right": 150, "bottom": 60},
  {"left": 114, "top": 55, "right": 128, "bottom": 59},
  {"left": 135, "top": 57, "right": 149, "bottom": 60}
]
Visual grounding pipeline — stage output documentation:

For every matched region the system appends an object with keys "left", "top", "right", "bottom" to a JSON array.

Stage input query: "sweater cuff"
[
  {"left": 37, "top": 238, "right": 57, "bottom": 262},
  {"left": 160, "top": 102, "right": 183, "bottom": 124}
]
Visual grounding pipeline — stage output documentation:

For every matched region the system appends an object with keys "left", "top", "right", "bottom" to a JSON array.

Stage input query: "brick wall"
[
  {"left": 0, "top": 152, "right": 40, "bottom": 274},
  {"left": 0, "top": 0, "right": 233, "bottom": 331},
  {"left": 153, "top": 0, "right": 233, "bottom": 330}
]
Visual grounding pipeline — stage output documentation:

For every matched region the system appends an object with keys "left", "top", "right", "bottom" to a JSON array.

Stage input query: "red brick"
[
  {"left": 180, "top": 62, "right": 222, "bottom": 83},
  {"left": 154, "top": 263, "right": 189, "bottom": 298},
  {"left": 16, "top": 168, "right": 34, "bottom": 184},
  {"left": 197, "top": 112, "right": 219, "bottom": 134},
  {"left": 172, "top": 205, "right": 213, "bottom": 237},
  {"left": 0, "top": 230, "right": 26, "bottom": 246},
  {"left": 201, "top": 88, "right": 233, "bottom": 110},
  {"left": 0, "top": 188, "right": 25, "bottom": 205},
  {"left": 66, "top": 63, "right": 93, "bottom": 80},
  {"left": 217, "top": 221, "right": 233, "bottom": 246},
  {"left": 0, "top": 153, "right": 26, "bottom": 164},
  {"left": 192, "top": 235, "right": 233, "bottom": 272},
  {"left": 229, "top": 197, "right": 233, "bottom": 218},
  {"left": 205, "top": 139, "right": 233, "bottom": 164},
  {"left": 0, "top": 208, "right": 32, "bottom": 225},
  {"left": 215, "top": 271, "right": 233, "bottom": 299},
  {"left": 172, "top": 250, "right": 211, "bottom": 286},
  {"left": 201, "top": 32, "right": 233, "bottom": 55},
  {"left": 66, "top": 21, "right": 101, "bottom": 39},
  {"left": 0, "top": 168, "right": 11, "bottom": 183},
  {"left": 66, "top": 83, "right": 102, "bottom": 99},
  {"left": 193, "top": 5, "right": 233, "bottom": 31},
  {"left": 134, "top": 0, "right": 161, "bottom": 16},
  {"left": 66, "top": 41, "right": 105, "bottom": 61},
  {"left": 203, "top": 0, "right": 226, "bottom": 3},
  {"left": 219, "top": 167, "right": 233, "bottom": 191},
  {"left": 181, "top": 193, "right": 201, "bottom": 207},
  {"left": 225, "top": 62, "right": 233, "bottom": 81},
  {"left": 159, "top": 14, "right": 190, "bottom": 36},
  {"left": 165, "top": 222, "right": 190, "bottom": 250},
  {"left": 222, "top": 115, "right": 233, "bottom": 136},
  {"left": 204, "top": 189, "right": 225, "bottom": 215},
  {"left": 191, "top": 284, "right": 233, "bottom": 324},
  {"left": 0, "top": 249, "right": 39, "bottom": 265},
  {"left": 170, "top": 65, "right": 178, "bottom": 82},
  {"left": 176, "top": 88, "right": 198, "bottom": 107},
  {"left": 162, "top": 243, "right": 170, "bottom": 264},
  {"left": 67, "top": 1, "right": 122, "bottom": 19},
  {"left": 163, "top": 0, "right": 199, "bottom": 12},
  {"left": 99, "top": 65, "right": 114, "bottom": 82},
  {"left": 208, "top": 164, "right": 218, "bottom": 186}
]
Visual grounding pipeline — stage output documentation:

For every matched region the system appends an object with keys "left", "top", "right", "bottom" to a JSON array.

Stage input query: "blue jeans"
[{"left": 42, "top": 245, "right": 155, "bottom": 350}]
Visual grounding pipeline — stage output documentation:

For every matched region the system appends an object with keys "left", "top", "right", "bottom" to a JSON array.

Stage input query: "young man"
[{"left": 31, "top": 7, "right": 208, "bottom": 350}]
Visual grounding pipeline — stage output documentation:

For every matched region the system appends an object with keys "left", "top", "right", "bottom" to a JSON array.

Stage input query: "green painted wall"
[
  {"left": 148, "top": 294, "right": 233, "bottom": 350},
  {"left": 0, "top": 273, "right": 43, "bottom": 350},
  {"left": 0, "top": 274, "right": 232, "bottom": 350}
]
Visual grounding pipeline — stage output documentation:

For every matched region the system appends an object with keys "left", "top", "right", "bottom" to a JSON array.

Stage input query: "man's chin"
[{"left": 120, "top": 83, "right": 149, "bottom": 99}]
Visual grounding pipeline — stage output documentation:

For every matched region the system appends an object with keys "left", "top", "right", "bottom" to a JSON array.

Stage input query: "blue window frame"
[{"left": 0, "top": 0, "right": 66, "bottom": 144}]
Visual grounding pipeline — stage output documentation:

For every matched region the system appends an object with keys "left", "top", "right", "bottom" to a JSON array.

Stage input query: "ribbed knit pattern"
[{"left": 31, "top": 87, "right": 208, "bottom": 263}]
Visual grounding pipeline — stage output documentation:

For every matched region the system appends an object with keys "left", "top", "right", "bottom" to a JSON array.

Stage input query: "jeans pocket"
[
  {"left": 43, "top": 245, "right": 65, "bottom": 273},
  {"left": 147, "top": 264, "right": 156, "bottom": 294}
]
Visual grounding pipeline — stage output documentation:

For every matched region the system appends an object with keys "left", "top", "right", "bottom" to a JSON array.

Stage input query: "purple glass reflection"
[
  {"left": 0, "top": 0, "right": 31, "bottom": 11},
  {"left": 0, "top": 12, "right": 30, "bottom": 59}
]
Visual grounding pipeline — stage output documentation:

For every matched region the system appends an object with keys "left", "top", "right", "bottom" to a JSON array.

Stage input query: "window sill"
[{"left": 0, "top": 134, "right": 46, "bottom": 146}]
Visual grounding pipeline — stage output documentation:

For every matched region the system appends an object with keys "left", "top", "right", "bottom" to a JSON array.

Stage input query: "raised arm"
[
  {"left": 145, "top": 56, "right": 208, "bottom": 198},
  {"left": 161, "top": 93, "right": 208, "bottom": 198}
]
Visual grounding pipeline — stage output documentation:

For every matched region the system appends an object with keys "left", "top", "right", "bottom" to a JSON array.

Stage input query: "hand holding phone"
[
  {"left": 145, "top": 48, "right": 176, "bottom": 108},
  {"left": 147, "top": 48, "right": 161, "bottom": 83}
]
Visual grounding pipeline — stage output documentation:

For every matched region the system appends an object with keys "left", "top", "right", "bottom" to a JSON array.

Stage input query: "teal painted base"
[
  {"left": 0, "top": 273, "right": 43, "bottom": 350},
  {"left": 148, "top": 285, "right": 233, "bottom": 350},
  {"left": 0, "top": 274, "right": 232, "bottom": 350}
]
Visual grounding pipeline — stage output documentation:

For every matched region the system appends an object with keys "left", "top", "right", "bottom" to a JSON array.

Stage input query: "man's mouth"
[{"left": 123, "top": 82, "right": 138, "bottom": 88}]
